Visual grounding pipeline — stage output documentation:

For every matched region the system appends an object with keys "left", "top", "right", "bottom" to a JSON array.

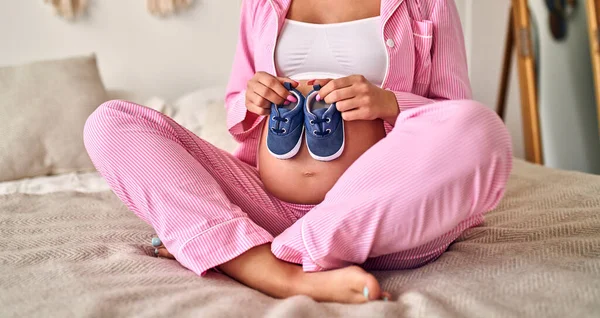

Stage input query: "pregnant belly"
[{"left": 258, "top": 82, "right": 387, "bottom": 205}]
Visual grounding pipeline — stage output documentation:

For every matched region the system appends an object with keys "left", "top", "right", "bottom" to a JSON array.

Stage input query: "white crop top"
[{"left": 275, "top": 16, "right": 388, "bottom": 87}]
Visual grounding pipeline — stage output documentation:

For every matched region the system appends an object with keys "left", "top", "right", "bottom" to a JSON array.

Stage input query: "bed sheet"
[{"left": 1, "top": 159, "right": 599, "bottom": 317}]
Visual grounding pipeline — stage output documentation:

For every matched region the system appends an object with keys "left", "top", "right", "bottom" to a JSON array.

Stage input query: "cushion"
[
  {"left": 145, "top": 86, "right": 238, "bottom": 153},
  {"left": 0, "top": 55, "right": 108, "bottom": 182}
]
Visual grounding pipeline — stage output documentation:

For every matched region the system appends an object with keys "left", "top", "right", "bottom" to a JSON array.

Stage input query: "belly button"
[{"left": 303, "top": 171, "right": 316, "bottom": 177}]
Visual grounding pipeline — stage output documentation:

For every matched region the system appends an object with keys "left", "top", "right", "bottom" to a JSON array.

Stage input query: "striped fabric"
[
  {"left": 84, "top": 98, "right": 512, "bottom": 275},
  {"left": 83, "top": 0, "right": 512, "bottom": 276},
  {"left": 225, "top": 0, "right": 471, "bottom": 166}
]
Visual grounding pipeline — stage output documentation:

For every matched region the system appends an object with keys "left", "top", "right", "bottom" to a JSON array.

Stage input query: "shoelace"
[
  {"left": 271, "top": 107, "right": 289, "bottom": 134},
  {"left": 310, "top": 117, "right": 331, "bottom": 136}
]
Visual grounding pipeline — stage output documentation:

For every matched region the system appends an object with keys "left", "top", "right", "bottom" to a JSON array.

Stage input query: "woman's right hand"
[{"left": 245, "top": 72, "right": 299, "bottom": 116}]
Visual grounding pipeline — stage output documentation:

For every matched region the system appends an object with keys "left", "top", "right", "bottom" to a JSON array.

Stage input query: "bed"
[
  {"left": 2, "top": 158, "right": 600, "bottom": 317},
  {"left": 2, "top": 56, "right": 600, "bottom": 318}
]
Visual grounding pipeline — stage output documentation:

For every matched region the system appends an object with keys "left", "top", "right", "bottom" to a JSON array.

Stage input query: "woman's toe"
[
  {"left": 150, "top": 236, "right": 175, "bottom": 259},
  {"left": 156, "top": 247, "right": 176, "bottom": 259},
  {"left": 381, "top": 291, "right": 392, "bottom": 302}
]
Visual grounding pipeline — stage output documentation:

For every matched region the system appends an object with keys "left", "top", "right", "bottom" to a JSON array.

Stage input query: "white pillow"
[{"left": 145, "top": 86, "right": 238, "bottom": 153}]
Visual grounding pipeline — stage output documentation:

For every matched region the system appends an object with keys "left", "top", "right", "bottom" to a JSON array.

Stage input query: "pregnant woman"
[{"left": 84, "top": 0, "right": 512, "bottom": 304}]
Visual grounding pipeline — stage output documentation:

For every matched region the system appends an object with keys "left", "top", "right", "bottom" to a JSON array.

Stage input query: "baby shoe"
[
  {"left": 267, "top": 82, "right": 306, "bottom": 159},
  {"left": 304, "top": 84, "right": 345, "bottom": 161}
]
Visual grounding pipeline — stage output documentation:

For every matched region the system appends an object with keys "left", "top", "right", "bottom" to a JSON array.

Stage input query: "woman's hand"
[
  {"left": 309, "top": 75, "right": 400, "bottom": 124},
  {"left": 245, "top": 72, "right": 299, "bottom": 116}
]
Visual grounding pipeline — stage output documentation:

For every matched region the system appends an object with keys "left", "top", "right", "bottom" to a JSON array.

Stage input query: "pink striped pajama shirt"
[{"left": 84, "top": 0, "right": 513, "bottom": 276}]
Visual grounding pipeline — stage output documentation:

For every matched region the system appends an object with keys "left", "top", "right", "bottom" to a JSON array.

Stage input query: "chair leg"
[
  {"left": 512, "top": 0, "right": 543, "bottom": 164},
  {"left": 496, "top": 7, "right": 515, "bottom": 121},
  {"left": 586, "top": 0, "right": 600, "bottom": 136}
]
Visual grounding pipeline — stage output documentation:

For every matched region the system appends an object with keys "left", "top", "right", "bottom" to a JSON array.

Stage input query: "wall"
[
  {"left": 2, "top": 0, "right": 525, "bottom": 156},
  {"left": 0, "top": 1, "right": 242, "bottom": 102},
  {"left": 455, "top": 0, "right": 526, "bottom": 159},
  {"left": 8, "top": 1, "right": 591, "bottom": 162},
  {"left": 529, "top": 1, "right": 600, "bottom": 173},
  {"left": 460, "top": 0, "right": 600, "bottom": 170}
]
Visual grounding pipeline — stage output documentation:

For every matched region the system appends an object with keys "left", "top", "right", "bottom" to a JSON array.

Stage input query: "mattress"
[{"left": 1, "top": 159, "right": 599, "bottom": 317}]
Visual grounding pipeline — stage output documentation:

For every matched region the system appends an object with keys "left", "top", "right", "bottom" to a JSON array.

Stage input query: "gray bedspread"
[{"left": 2, "top": 159, "right": 600, "bottom": 317}]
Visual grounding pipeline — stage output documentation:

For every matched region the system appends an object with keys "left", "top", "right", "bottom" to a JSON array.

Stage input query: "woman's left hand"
[{"left": 309, "top": 75, "right": 399, "bottom": 124}]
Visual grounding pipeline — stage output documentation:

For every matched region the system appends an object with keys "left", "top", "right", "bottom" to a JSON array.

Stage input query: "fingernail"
[
  {"left": 154, "top": 248, "right": 159, "bottom": 256},
  {"left": 307, "top": 80, "right": 315, "bottom": 85},
  {"left": 316, "top": 94, "right": 322, "bottom": 102},
  {"left": 383, "top": 297, "right": 389, "bottom": 302},
  {"left": 363, "top": 286, "right": 369, "bottom": 299},
  {"left": 152, "top": 237, "right": 162, "bottom": 247},
  {"left": 284, "top": 100, "right": 291, "bottom": 106},
  {"left": 287, "top": 95, "right": 298, "bottom": 103}
]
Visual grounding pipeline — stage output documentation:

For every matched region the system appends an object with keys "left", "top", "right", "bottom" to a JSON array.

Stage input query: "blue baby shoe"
[
  {"left": 267, "top": 82, "right": 306, "bottom": 159},
  {"left": 304, "top": 85, "right": 345, "bottom": 161}
]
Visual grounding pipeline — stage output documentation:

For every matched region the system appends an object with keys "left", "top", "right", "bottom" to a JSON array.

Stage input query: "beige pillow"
[{"left": 0, "top": 55, "right": 108, "bottom": 182}]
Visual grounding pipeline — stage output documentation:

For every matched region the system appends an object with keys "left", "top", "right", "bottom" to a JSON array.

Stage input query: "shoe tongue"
[
  {"left": 278, "top": 107, "right": 292, "bottom": 117},
  {"left": 277, "top": 104, "right": 300, "bottom": 118},
  {"left": 312, "top": 107, "right": 328, "bottom": 119}
]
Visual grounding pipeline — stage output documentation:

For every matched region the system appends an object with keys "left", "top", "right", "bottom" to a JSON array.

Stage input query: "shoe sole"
[
  {"left": 266, "top": 126, "right": 305, "bottom": 160},
  {"left": 306, "top": 121, "right": 345, "bottom": 162}
]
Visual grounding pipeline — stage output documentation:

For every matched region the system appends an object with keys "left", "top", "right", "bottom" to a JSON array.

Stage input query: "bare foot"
[
  {"left": 151, "top": 238, "right": 389, "bottom": 303},
  {"left": 219, "top": 244, "right": 386, "bottom": 304},
  {"left": 152, "top": 237, "right": 175, "bottom": 259},
  {"left": 296, "top": 264, "right": 384, "bottom": 303}
]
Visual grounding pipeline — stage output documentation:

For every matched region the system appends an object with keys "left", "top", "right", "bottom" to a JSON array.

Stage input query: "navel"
[{"left": 303, "top": 171, "right": 316, "bottom": 178}]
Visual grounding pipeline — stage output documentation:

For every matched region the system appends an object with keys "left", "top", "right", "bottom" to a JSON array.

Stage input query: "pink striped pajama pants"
[{"left": 83, "top": 99, "right": 512, "bottom": 276}]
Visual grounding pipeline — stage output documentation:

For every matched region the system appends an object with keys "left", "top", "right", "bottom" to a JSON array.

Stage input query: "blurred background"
[{"left": 1, "top": 0, "right": 599, "bottom": 173}]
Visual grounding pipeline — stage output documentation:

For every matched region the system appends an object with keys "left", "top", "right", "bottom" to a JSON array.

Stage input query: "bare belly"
[{"left": 258, "top": 82, "right": 387, "bottom": 205}]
